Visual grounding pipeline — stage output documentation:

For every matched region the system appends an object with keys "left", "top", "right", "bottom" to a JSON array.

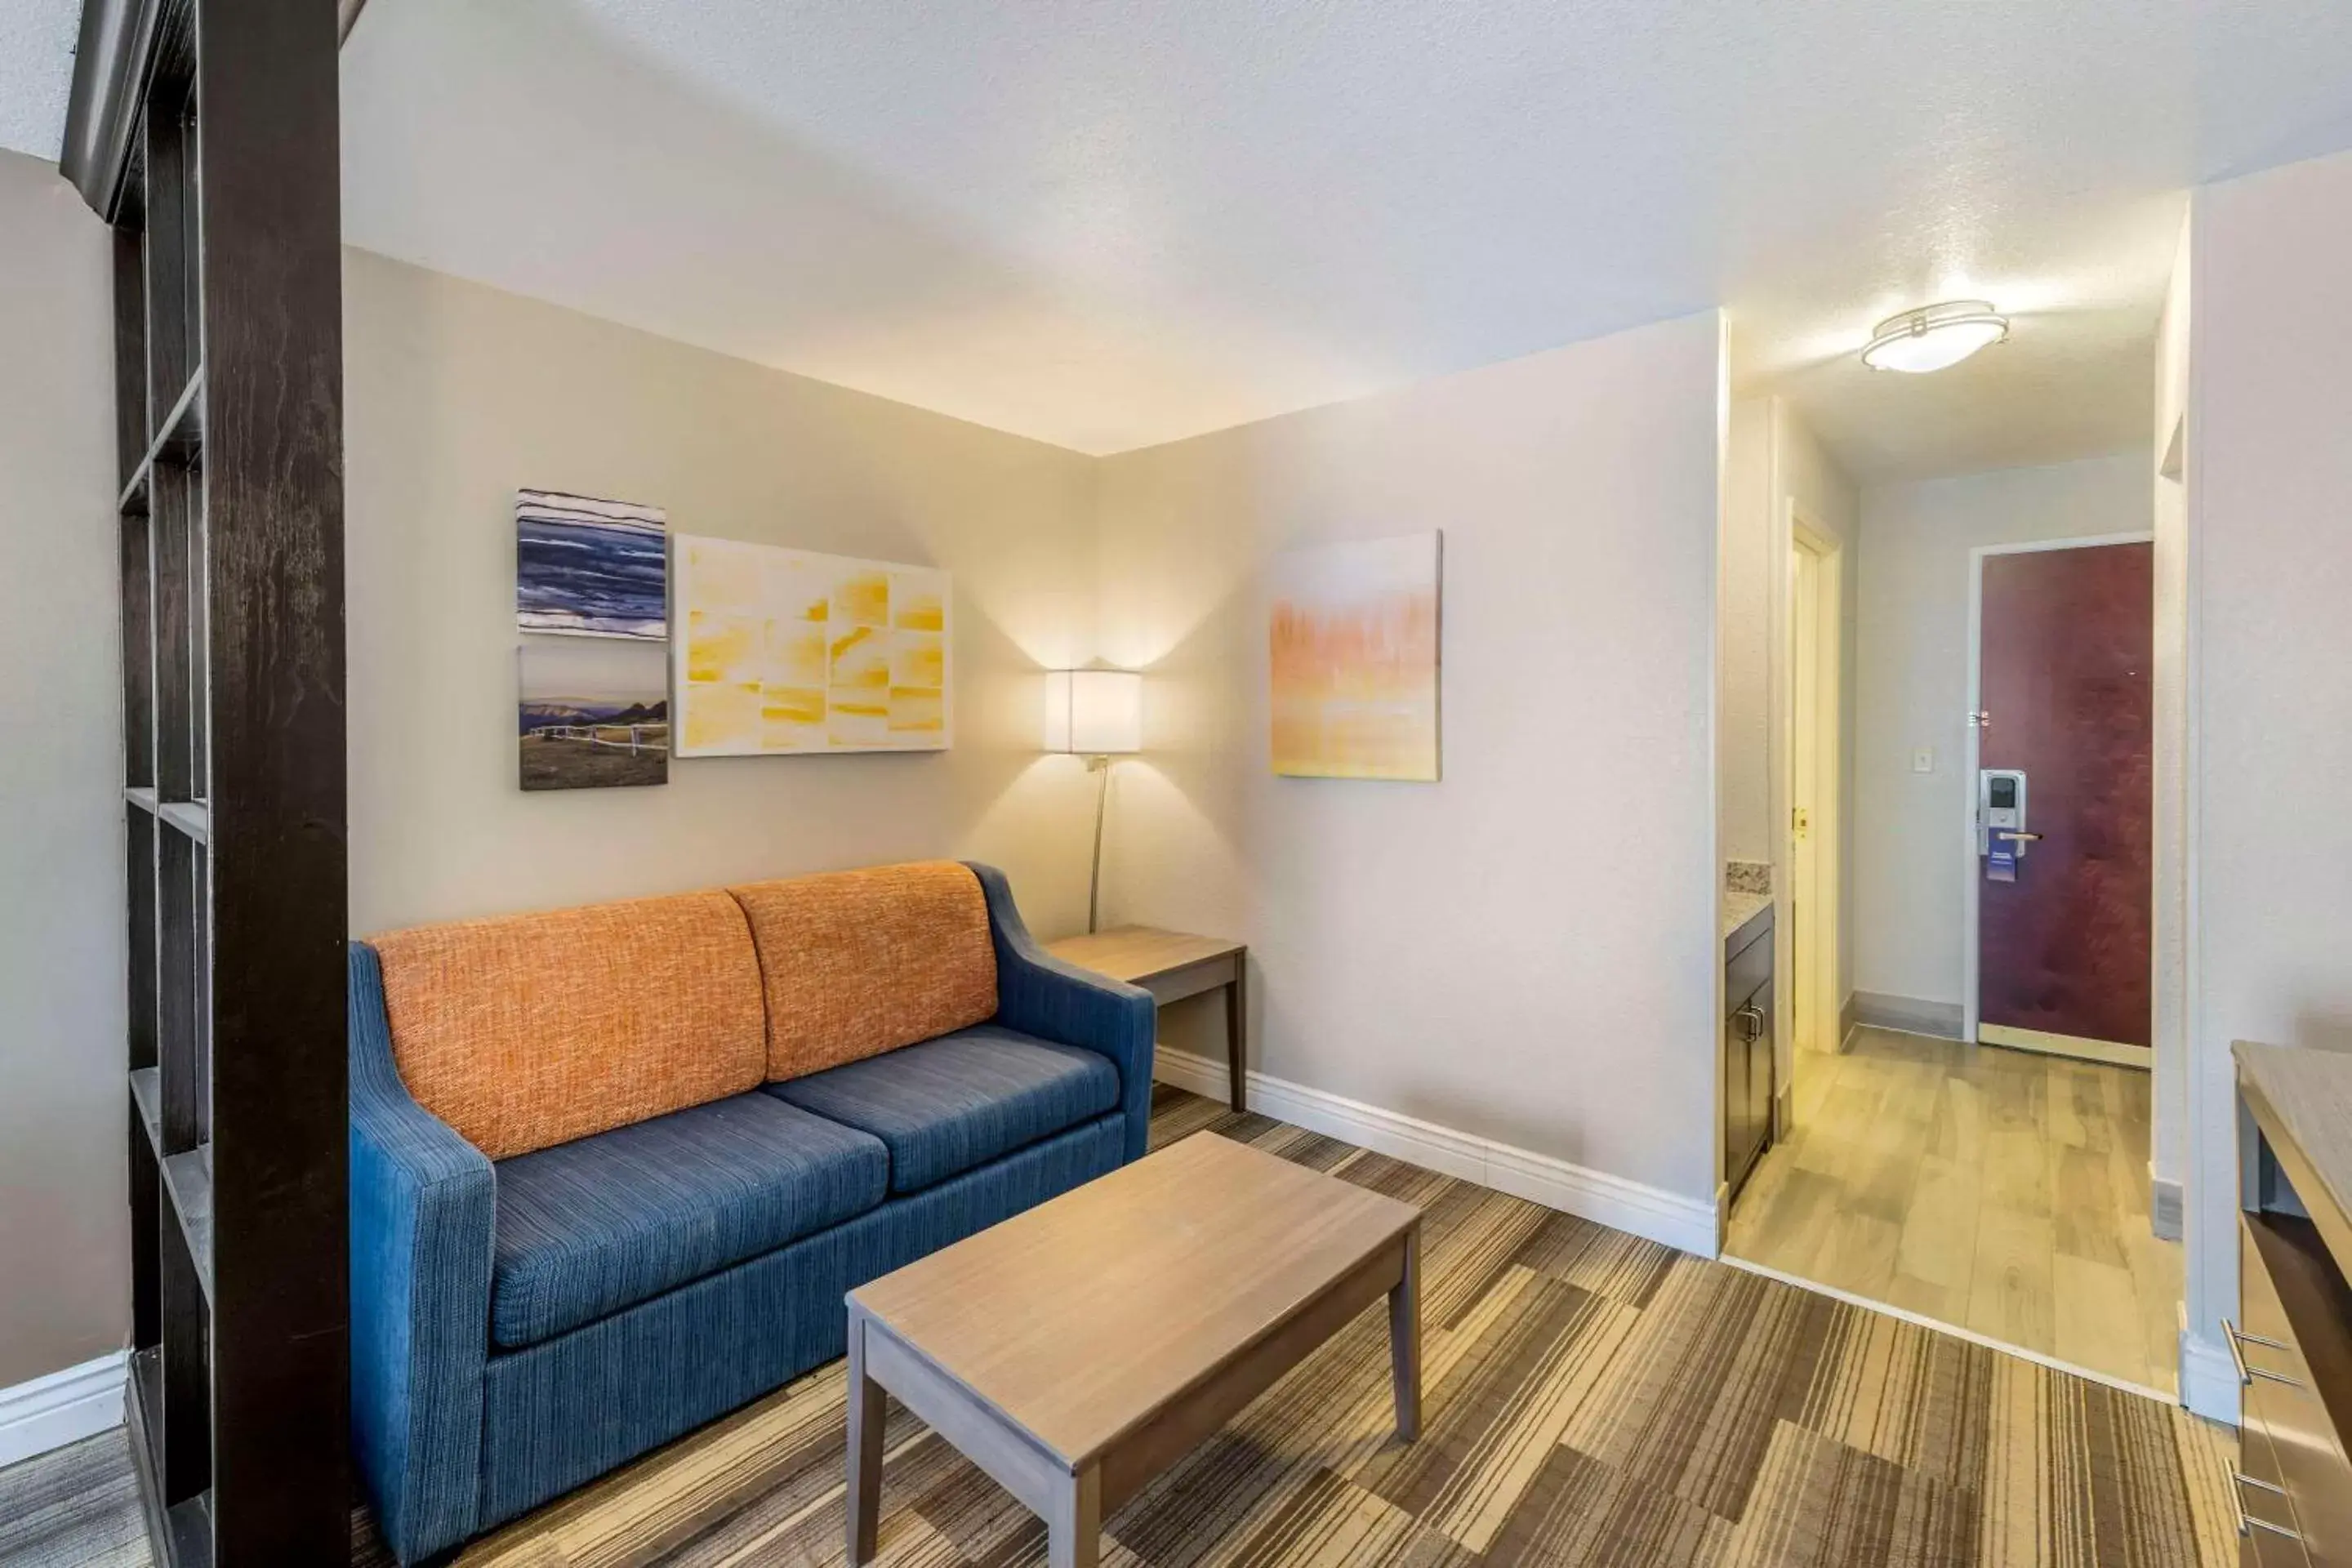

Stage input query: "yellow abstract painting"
[
  {"left": 674, "top": 536, "right": 951, "bottom": 755},
  {"left": 1269, "top": 532, "right": 1441, "bottom": 781}
]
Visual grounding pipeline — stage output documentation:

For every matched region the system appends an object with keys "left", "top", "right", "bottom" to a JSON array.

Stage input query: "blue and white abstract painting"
[{"left": 516, "top": 489, "right": 669, "bottom": 639}]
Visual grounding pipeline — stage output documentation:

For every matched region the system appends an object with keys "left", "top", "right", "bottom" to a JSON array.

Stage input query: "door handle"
[
  {"left": 2232, "top": 1470, "right": 2305, "bottom": 1543},
  {"left": 2225, "top": 1319, "right": 2305, "bottom": 1387},
  {"left": 1992, "top": 830, "right": 2042, "bottom": 843},
  {"left": 1735, "top": 1004, "right": 1765, "bottom": 1042}
]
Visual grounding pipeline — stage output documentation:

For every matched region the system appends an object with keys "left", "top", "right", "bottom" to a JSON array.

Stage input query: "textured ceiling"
[
  {"left": 336, "top": 0, "right": 2352, "bottom": 476},
  {"left": 23, "top": 0, "right": 2352, "bottom": 477},
  {"left": 0, "top": 0, "right": 77, "bottom": 162}
]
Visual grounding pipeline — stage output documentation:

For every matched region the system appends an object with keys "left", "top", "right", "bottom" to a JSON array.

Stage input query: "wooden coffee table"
[{"left": 844, "top": 1133, "right": 1421, "bottom": 1567}]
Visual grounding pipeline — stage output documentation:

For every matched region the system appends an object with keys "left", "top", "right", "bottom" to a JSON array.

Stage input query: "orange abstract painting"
[{"left": 1270, "top": 532, "right": 1441, "bottom": 781}]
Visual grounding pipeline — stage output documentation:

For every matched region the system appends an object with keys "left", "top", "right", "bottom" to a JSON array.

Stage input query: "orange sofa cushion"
[
  {"left": 371, "top": 891, "right": 768, "bottom": 1160},
  {"left": 728, "top": 862, "right": 998, "bottom": 1083}
]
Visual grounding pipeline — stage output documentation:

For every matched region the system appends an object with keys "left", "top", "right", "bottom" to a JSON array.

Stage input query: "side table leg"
[
  {"left": 1047, "top": 1463, "right": 1102, "bottom": 1568},
  {"left": 1388, "top": 1223, "right": 1421, "bottom": 1442},
  {"left": 1224, "top": 962, "right": 1249, "bottom": 1114},
  {"left": 846, "top": 1312, "right": 884, "bottom": 1564}
]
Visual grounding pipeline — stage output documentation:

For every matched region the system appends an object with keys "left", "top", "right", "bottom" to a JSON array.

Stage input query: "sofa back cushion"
[
  {"left": 728, "top": 861, "right": 998, "bottom": 1082},
  {"left": 371, "top": 891, "right": 768, "bottom": 1160}
]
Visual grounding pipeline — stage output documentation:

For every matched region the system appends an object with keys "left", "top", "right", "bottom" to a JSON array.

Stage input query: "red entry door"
[{"left": 1976, "top": 542, "right": 2153, "bottom": 1054}]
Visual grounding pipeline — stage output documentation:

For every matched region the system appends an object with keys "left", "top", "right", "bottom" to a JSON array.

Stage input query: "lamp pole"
[{"left": 1086, "top": 755, "right": 1112, "bottom": 933}]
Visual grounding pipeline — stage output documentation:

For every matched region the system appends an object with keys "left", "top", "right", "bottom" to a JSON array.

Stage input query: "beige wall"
[
  {"left": 0, "top": 149, "right": 130, "bottom": 1388},
  {"left": 1769, "top": 403, "right": 1861, "bottom": 1028},
  {"left": 1720, "top": 395, "right": 1858, "bottom": 1094},
  {"left": 1850, "top": 453, "right": 2151, "bottom": 1012},
  {"left": 344, "top": 250, "right": 1109, "bottom": 939},
  {"left": 1094, "top": 310, "right": 1726, "bottom": 1205},
  {"left": 1719, "top": 401, "right": 1773, "bottom": 866},
  {"left": 2151, "top": 218, "right": 2191, "bottom": 1198},
  {"left": 2182, "top": 143, "right": 2352, "bottom": 1412},
  {"left": 1717, "top": 403, "right": 1858, "bottom": 878}
]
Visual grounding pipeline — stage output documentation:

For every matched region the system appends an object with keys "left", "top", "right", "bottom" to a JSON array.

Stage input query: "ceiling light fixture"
[{"left": 1860, "top": 300, "right": 2010, "bottom": 373}]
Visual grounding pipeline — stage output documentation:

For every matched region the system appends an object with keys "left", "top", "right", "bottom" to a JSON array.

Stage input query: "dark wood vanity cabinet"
[{"left": 1723, "top": 908, "right": 1775, "bottom": 1200}]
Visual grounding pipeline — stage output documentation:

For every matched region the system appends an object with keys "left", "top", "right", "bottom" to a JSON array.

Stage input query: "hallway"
[{"left": 1724, "top": 1028, "right": 2182, "bottom": 1393}]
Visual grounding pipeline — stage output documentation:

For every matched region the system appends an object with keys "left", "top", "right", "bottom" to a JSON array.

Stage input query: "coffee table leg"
[
  {"left": 1047, "top": 1463, "right": 1102, "bottom": 1568},
  {"left": 846, "top": 1312, "right": 884, "bottom": 1564},
  {"left": 1388, "top": 1224, "right": 1421, "bottom": 1442}
]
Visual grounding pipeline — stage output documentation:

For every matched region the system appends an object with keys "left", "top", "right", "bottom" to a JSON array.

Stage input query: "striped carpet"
[
  {"left": 1, "top": 1086, "right": 2238, "bottom": 1567},
  {"left": 0, "top": 1424, "right": 149, "bottom": 1568},
  {"left": 434, "top": 1086, "right": 2238, "bottom": 1568}
]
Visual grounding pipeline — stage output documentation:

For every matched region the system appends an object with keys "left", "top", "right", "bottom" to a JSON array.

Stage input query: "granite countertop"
[
  {"left": 1722, "top": 889, "right": 1773, "bottom": 942},
  {"left": 2236, "top": 1040, "right": 2352, "bottom": 1263}
]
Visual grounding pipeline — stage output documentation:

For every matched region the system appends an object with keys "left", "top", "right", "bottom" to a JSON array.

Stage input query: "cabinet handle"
[
  {"left": 2225, "top": 1319, "right": 2305, "bottom": 1387},
  {"left": 2233, "top": 1471, "right": 2305, "bottom": 1542},
  {"left": 1735, "top": 1004, "right": 1764, "bottom": 1042}
]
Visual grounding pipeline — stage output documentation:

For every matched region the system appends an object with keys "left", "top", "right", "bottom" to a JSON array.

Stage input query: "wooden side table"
[{"left": 1045, "top": 926, "right": 1249, "bottom": 1113}]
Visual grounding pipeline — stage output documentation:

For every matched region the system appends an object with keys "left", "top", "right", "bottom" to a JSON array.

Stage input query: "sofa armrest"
[
  {"left": 965, "top": 862, "right": 1157, "bottom": 1163},
  {"left": 348, "top": 941, "right": 494, "bottom": 1566}
]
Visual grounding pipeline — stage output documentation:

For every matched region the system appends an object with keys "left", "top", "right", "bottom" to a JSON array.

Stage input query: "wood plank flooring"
[
  {"left": 1, "top": 1085, "right": 2230, "bottom": 1567},
  {"left": 1724, "top": 1028, "right": 2184, "bottom": 1394}
]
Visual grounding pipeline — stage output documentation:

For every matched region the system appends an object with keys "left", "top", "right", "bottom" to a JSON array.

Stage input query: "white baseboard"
[
  {"left": 2177, "top": 1330, "right": 2242, "bottom": 1425},
  {"left": 0, "top": 1351, "right": 127, "bottom": 1469},
  {"left": 1851, "top": 991, "right": 1965, "bottom": 1040},
  {"left": 2150, "top": 1172, "right": 2184, "bottom": 1241},
  {"left": 1154, "top": 1049, "right": 1720, "bottom": 1258}
]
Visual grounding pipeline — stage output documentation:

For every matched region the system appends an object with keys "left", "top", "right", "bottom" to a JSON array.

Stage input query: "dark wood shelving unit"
[{"left": 62, "top": 0, "right": 350, "bottom": 1561}]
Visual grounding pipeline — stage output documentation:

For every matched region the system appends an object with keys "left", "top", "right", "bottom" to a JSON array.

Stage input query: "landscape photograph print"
[
  {"left": 518, "top": 639, "right": 670, "bottom": 791},
  {"left": 515, "top": 488, "right": 669, "bottom": 639}
]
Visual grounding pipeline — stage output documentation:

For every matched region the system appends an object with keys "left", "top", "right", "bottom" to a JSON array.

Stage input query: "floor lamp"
[{"left": 1044, "top": 669, "right": 1143, "bottom": 933}]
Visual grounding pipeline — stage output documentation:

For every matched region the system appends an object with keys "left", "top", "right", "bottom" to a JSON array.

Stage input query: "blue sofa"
[{"left": 349, "top": 862, "right": 1155, "bottom": 1565}]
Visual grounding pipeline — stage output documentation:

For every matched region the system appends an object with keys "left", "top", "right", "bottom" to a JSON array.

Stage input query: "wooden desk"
[
  {"left": 845, "top": 1132, "right": 1419, "bottom": 1568},
  {"left": 1046, "top": 926, "right": 1249, "bottom": 1113}
]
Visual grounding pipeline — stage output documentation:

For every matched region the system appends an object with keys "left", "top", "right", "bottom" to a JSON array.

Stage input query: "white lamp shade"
[{"left": 1044, "top": 669, "right": 1143, "bottom": 755}]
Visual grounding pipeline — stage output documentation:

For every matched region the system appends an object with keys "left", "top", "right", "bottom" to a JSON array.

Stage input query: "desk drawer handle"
[
  {"left": 2225, "top": 1319, "right": 2305, "bottom": 1387},
  {"left": 2233, "top": 1472, "right": 2305, "bottom": 1543}
]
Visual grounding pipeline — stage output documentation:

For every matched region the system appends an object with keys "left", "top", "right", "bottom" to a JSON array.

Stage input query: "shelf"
[
  {"left": 131, "top": 1067, "right": 163, "bottom": 1153},
  {"left": 165, "top": 1490, "right": 214, "bottom": 1568},
  {"left": 118, "top": 366, "right": 205, "bottom": 516},
  {"left": 93, "top": 0, "right": 352, "bottom": 1548},
  {"left": 123, "top": 1348, "right": 167, "bottom": 1555},
  {"left": 158, "top": 800, "right": 208, "bottom": 843},
  {"left": 162, "top": 1144, "right": 213, "bottom": 1304},
  {"left": 128, "top": 1343, "right": 162, "bottom": 1437}
]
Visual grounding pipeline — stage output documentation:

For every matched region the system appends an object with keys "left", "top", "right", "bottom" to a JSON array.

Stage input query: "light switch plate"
[{"left": 1912, "top": 747, "right": 1935, "bottom": 773}]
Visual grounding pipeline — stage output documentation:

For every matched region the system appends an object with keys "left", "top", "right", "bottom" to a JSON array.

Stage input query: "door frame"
[
  {"left": 1960, "top": 531, "right": 2156, "bottom": 1045},
  {"left": 1784, "top": 514, "right": 1843, "bottom": 1070}
]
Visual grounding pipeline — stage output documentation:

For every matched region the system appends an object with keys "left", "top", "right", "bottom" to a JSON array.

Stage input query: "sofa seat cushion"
[
  {"left": 492, "top": 1091, "right": 887, "bottom": 1348},
  {"left": 764, "top": 1025, "right": 1120, "bottom": 1194}
]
